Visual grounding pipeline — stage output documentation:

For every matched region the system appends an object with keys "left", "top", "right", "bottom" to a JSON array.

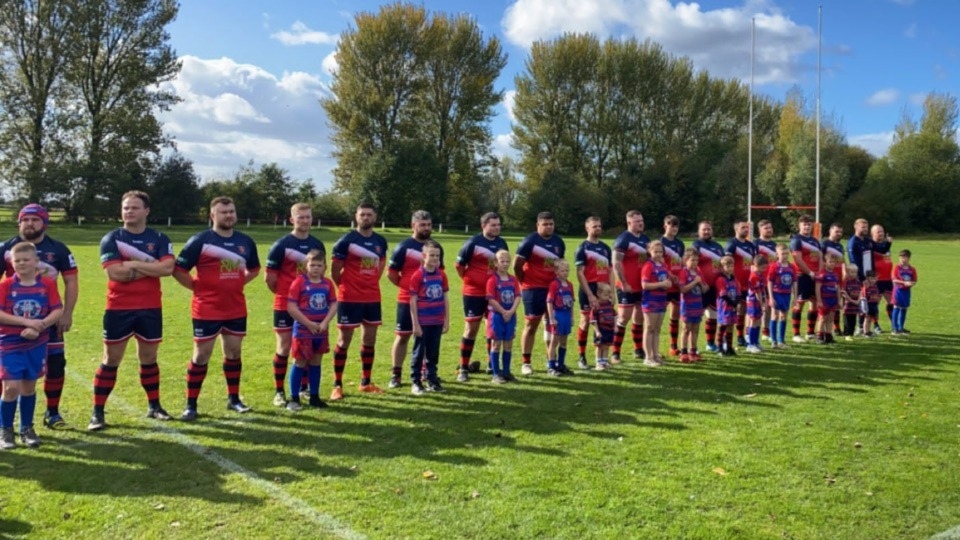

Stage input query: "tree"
[
  {"left": 249, "top": 162, "right": 296, "bottom": 222},
  {"left": 147, "top": 153, "right": 200, "bottom": 220}
]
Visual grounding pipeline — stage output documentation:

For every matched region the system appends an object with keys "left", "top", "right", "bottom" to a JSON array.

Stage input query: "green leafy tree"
[{"left": 147, "top": 152, "right": 201, "bottom": 220}]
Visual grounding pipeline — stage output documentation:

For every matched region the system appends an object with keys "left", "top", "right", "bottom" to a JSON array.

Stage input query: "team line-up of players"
[{"left": 0, "top": 193, "right": 919, "bottom": 449}]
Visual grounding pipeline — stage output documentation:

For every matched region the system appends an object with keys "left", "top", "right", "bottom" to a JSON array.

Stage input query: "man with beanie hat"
[{"left": 0, "top": 204, "right": 78, "bottom": 429}]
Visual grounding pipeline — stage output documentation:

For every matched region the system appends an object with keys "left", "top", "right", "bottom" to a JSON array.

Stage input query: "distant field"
[{"left": 1, "top": 225, "right": 958, "bottom": 539}]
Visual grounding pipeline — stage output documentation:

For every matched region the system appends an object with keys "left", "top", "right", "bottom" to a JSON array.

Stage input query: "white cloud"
[
  {"left": 502, "top": 90, "right": 517, "bottom": 123},
  {"left": 908, "top": 92, "right": 927, "bottom": 106},
  {"left": 159, "top": 55, "right": 336, "bottom": 188},
  {"left": 492, "top": 132, "right": 519, "bottom": 161},
  {"left": 321, "top": 50, "right": 339, "bottom": 76},
  {"left": 271, "top": 21, "right": 338, "bottom": 46},
  {"left": 501, "top": 0, "right": 819, "bottom": 84},
  {"left": 866, "top": 88, "right": 900, "bottom": 106},
  {"left": 848, "top": 131, "right": 894, "bottom": 157}
]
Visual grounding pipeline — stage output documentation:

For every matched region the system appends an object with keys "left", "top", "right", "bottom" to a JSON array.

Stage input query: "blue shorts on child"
[
  {"left": 0, "top": 346, "right": 46, "bottom": 380},
  {"left": 488, "top": 312, "right": 517, "bottom": 341},
  {"left": 551, "top": 310, "right": 573, "bottom": 336},
  {"left": 772, "top": 292, "right": 791, "bottom": 313}
]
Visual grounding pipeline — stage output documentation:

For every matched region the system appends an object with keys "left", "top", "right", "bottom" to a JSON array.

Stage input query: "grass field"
[{"left": 1, "top": 224, "right": 959, "bottom": 539}]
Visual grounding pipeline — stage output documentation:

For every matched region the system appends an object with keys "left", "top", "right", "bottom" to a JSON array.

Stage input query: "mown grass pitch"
[{"left": 1, "top": 225, "right": 959, "bottom": 539}]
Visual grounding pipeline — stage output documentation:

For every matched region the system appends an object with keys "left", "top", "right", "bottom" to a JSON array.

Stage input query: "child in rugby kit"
[
  {"left": 409, "top": 241, "right": 449, "bottom": 394},
  {"left": 891, "top": 250, "right": 918, "bottom": 335},
  {"left": 546, "top": 260, "right": 575, "bottom": 377},
  {"left": 745, "top": 256, "right": 769, "bottom": 353},
  {"left": 815, "top": 254, "right": 841, "bottom": 344},
  {"left": 678, "top": 248, "right": 707, "bottom": 363},
  {"left": 486, "top": 250, "right": 520, "bottom": 383},
  {"left": 715, "top": 256, "right": 739, "bottom": 356},
  {"left": 640, "top": 241, "right": 673, "bottom": 366},
  {"left": 840, "top": 263, "right": 862, "bottom": 340},
  {"left": 861, "top": 271, "right": 881, "bottom": 338},
  {"left": 286, "top": 250, "right": 337, "bottom": 410},
  {"left": 766, "top": 244, "right": 797, "bottom": 349},
  {"left": 591, "top": 283, "right": 617, "bottom": 371}
]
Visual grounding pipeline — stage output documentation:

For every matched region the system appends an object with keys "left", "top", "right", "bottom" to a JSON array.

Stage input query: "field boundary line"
[
  {"left": 66, "top": 369, "right": 366, "bottom": 540},
  {"left": 932, "top": 525, "right": 960, "bottom": 539}
]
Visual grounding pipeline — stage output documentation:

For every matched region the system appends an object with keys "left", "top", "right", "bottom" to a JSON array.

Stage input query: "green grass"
[{"left": 1, "top": 226, "right": 959, "bottom": 539}]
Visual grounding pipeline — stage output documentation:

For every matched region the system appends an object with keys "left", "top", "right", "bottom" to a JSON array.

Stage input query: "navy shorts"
[
  {"left": 877, "top": 280, "right": 893, "bottom": 300},
  {"left": 273, "top": 310, "right": 294, "bottom": 332},
  {"left": 395, "top": 302, "right": 413, "bottom": 335},
  {"left": 337, "top": 302, "right": 382, "bottom": 328},
  {"left": 666, "top": 291, "right": 681, "bottom": 305},
  {"left": 682, "top": 314, "right": 702, "bottom": 325},
  {"left": 0, "top": 346, "right": 46, "bottom": 380},
  {"left": 487, "top": 312, "right": 517, "bottom": 341},
  {"left": 522, "top": 288, "right": 548, "bottom": 319},
  {"left": 594, "top": 325, "right": 614, "bottom": 345},
  {"left": 865, "top": 301, "right": 879, "bottom": 318},
  {"left": 616, "top": 289, "right": 642, "bottom": 307},
  {"left": 772, "top": 292, "right": 792, "bottom": 312},
  {"left": 551, "top": 310, "right": 573, "bottom": 336},
  {"left": 291, "top": 334, "right": 330, "bottom": 362},
  {"left": 462, "top": 295, "right": 488, "bottom": 322},
  {"left": 701, "top": 289, "right": 717, "bottom": 311},
  {"left": 578, "top": 283, "right": 599, "bottom": 312},
  {"left": 103, "top": 309, "right": 163, "bottom": 344},
  {"left": 193, "top": 317, "right": 246, "bottom": 342},
  {"left": 797, "top": 274, "right": 816, "bottom": 301}
]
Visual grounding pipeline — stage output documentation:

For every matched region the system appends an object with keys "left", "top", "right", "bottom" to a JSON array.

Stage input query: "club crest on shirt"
[
  {"left": 425, "top": 283, "right": 444, "bottom": 300},
  {"left": 238, "top": 245, "right": 246, "bottom": 255},
  {"left": 45, "top": 253, "right": 55, "bottom": 262},
  {"left": 309, "top": 292, "right": 328, "bottom": 311},
  {"left": 14, "top": 299, "right": 42, "bottom": 318}
]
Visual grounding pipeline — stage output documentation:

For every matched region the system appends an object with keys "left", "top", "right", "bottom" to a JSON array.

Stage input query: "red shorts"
[{"left": 291, "top": 334, "right": 330, "bottom": 362}]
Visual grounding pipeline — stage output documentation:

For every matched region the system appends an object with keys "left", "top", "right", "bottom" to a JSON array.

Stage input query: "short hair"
[
  {"left": 495, "top": 249, "right": 510, "bottom": 259},
  {"left": 290, "top": 202, "right": 311, "bottom": 215},
  {"left": 553, "top": 259, "right": 569, "bottom": 271},
  {"left": 865, "top": 270, "right": 877, "bottom": 278},
  {"left": 776, "top": 243, "right": 790, "bottom": 252},
  {"left": 825, "top": 253, "right": 841, "bottom": 262},
  {"left": 757, "top": 219, "right": 772, "bottom": 228},
  {"left": 854, "top": 218, "right": 868, "bottom": 227},
  {"left": 735, "top": 218, "right": 748, "bottom": 226},
  {"left": 647, "top": 240, "right": 663, "bottom": 252},
  {"left": 845, "top": 263, "right": 859, "bottom": 277},
  {"left": 626, "top": 210, "right": 643, "bottom": 220},
  {"left": 411, "top": 210, "right": 432, "bottom": 222},
  {"left": 481, "top": 212, "right": 500, "bottom": 226},
  {"left": 663, "top": 215, "right": 679, "bottom": 227},
  {"left": 899, "top": 249, "right": 911, "bottom": 258},
  {"left": 122, "top": 190, "right": 150, "bottom": 208},
  {"left": 596, "top": 282, "right": 613, "bottom": 297},
  {"left": 357, "top": 202, "right": 376, "bottom": 212},
  {"left": 720, "top": 255, "right": 734, "bottom": 266},
  {"left": 11, "top": 242, "right": 36, "bottom": 256},
  {"left": 585, "top": 215, "right": 601, "bottom": 225},
  {"left": 699, "top": 220, "right": 713, "bottom": 228},
  {"left": 753, "top": 255, "right": 769, "bottom": 266},
  {"left": 798, "top": 214, "right": 814, "bottom": 224},
  {"left": 305, "top": 249, "right": 326, "bottom": 263},
  {"left": 536, "top": 211, "right": 554, "bottom": 222},
  {"left": 682, "top": 247, "right": 699, "bottom": 261},
  {"left": 830, "top": 223, "right": 843, "bottom": 231},
  {"left": 422, "top": 240, "right": 442, "bottom": 252},
  {"left": 210, "top": 196, "right": 233, "bottom": 209}
]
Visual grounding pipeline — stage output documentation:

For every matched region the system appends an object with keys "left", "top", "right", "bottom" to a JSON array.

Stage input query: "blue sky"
[{"left": 162, "top": 0, "right": 958, "bottom": 189}]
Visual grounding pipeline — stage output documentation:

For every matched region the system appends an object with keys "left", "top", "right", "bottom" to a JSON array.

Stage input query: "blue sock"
[
  {"left": 1, "top": 399, "right": 16, "bottom": 429},
  {"left": 558, "top": 347, "right": 567, "bottom": 368},
  {"left": 308, "top": 365, "right": 321, "bottom": 397},
  {"left": 900, "top": 308, "right": 907, "bottom": 330},
  {"left": 750, "top": 327, "right": 760, "bottom": 346},
  {"left": 769, "top": 320, "right": 778, "bottom": 343},
  {"left": 19, "top": 394, "right": 36, "bottom": 431},
  {"left": 778, "top": 320, "right": 787, "bottom": 343},
  {"left": 490, "top": 351, "right": 501, "bottom": 376},
  {"left": 548, "top": 359, "right": 558, "bottom": 370},
  {"left": 288, "top": 365, "right": 305, "bottom": 400},
  {"left": 502, "top": 351, "right": 512, "bottom": 374}
]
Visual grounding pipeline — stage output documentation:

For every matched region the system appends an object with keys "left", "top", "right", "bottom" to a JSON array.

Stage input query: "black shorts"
[
  {"left": 193, "top": 317, "right": 246, "bottom": 342},
  {"left": 103, "top": 309, "right": 163, "bottom": 344},
  {"left": 877, "top": 280, "right": 893, "bottom": 300},
  {"left": 273, "top": 309, "right": 294, "bottom": 332},
  {"left": 395, "top": 302, "right": 413, "bottom": 335},
  {"left": 522, "top": 288, "right": 548, "bottom": 319},
  {"left": 462, "top": 295, "right": 488, "bottom": 322},
  {"left": 337, "top": 302, "right": 382, "bottom": 328},
  {"left": 797, "top": 274, "right": 816, "bottom": 301},
  {"left": 616, "top": 289, "right": 642, "bottom": 307},
  {"left": 578, "top": 282, "right": 599, "bottom": 312},
  {"left": 701, "top": 289, "right": 717, "bottom": 311},
  {"left": 666, "top": 291, "right": 681, "bottom": 305}
]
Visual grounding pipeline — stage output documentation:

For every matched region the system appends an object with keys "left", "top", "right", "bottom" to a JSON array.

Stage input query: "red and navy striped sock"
[
  {"left": 44, "top": 353, "right": 66, "bottom": 415},
  {"left": 459, "top": 338, "right": 475, "bottom": 369},
  {"left": 333, "top": 346, "right": 347, "bottom": 387},
  {"left": 272, "top": 353, "right": 288, "bottom": 393},
  {"left": 185, "top": 361, "right": 208, "bottom": 409},
  {"left": 736, "top": 313, "right": 745, "bottom": 339},
  {"left": 631, "top": 323, "right": 644, "bottom": 352},
  {"left": 360, "top": 345, "right": 374, "bottom": 386},
  {"left": 806, "top": 311, "right": 818, "bottom": 335},
  {"left": 612, "top": 323, "right": 626, "bottom": 354},
  {"left": 92, "top": 364, "right": 118, "bottom": 415},
  {"left": 705, "top": 318, "right": 717, "bottom": 346},
  {"left": 669, "top": 319, "right": 679, "bottom": 350},
  {"left": 576, "top": 325, "right": 588, "bottom": 355},
  {"left": 139, "top": 362, "right": 161, "bottom": 408},
  {"left": 222, "top": 357, "right": 242, "bottom": 401},
  {"left": 792, "top": 307, "right": 803, "bottom": 336}
]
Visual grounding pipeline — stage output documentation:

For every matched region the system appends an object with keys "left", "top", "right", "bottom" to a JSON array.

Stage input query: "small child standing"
[
  {"left": 486, "top": 250, "right": 520, "bottom": 383},
  {"left": 678, "top": 248, "right": 707, "bottom": 363},
  {"left": 766, "top": 244, "right": 797, "bottom": 349},
  {"left": 286, "top": 249, "right": 337, "bottom": 410},
  {"left": 891, "top": 249, "right": 918, "bottom": 335},
  {"left": 744, "top": 255, "right": 769, "bottom": 353},
  {"left": 591, "top": 283, "right": 617, "bottom": 370},
  {"left": 409, "top": 241, "right": 450, "bottom": 394},
  {"left": 840, "top": 263, "right": 862, "bottom": 340},
  {"left": 861, "top": 271, "right": 881, "bottom": 338},
  {"left": 815, "top": 254, "right": 841, "bottom": 344},
  {"left": 546, "top": 260, "right": 575, "bottom": 376},
  {"left": 640, "top": 241, "right": 673, "bottom": 366},
  {"left": 0, "top": 242, "right": 64, "bottom": 449},
  {"left": 715, "top": 256, "right": 739, "bottom": 356}
]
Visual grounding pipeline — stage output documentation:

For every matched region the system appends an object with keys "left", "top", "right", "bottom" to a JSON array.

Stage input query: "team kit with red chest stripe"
[{"left": 0, "top": 195, "right": 920, "bottom": 446}]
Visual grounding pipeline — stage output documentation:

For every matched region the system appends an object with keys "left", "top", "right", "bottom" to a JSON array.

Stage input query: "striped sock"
[
  {"left": 612, "top": 323, "right": 626, "bottom": 354},
  {"left": 333, "top": 346, "right": 347, "bottom": 387},
  {"left": 185, "top": 361, "right": 208, "bottom": 409},
  {"left": 92, "top": 364, "right": 118, "bottom": 414},
  {"left": 669, "top": 319, "right": 679, "bottom": 350},
  {"left": 139, "top": 362, "right": 161, "bottom": 408},
  {"left": 576, "top": 325, "right": 588, "bottom": 355},
  {"left": 272, "top": 354, "right": 288, "bottom": 393},
  {"left": 459, "top": 338, "right": 475, "bottom": 369},
  {"left": 44, "top": 353, "right": 66, "bottom": 415},
  {"left": 705, "top": 318, "right": 717, "bottom": 346},
  {"left": 631, "top": 323, "right": 644, "bottom": 352},
  {"left": 222, "top": 357, "right": 242, "bottom": 401},
  {"left": 360, "top": 345, "right": 374, "bottom": 386},
  {"left": 791, "top": 307, "right": 802, "bottom": 336}
]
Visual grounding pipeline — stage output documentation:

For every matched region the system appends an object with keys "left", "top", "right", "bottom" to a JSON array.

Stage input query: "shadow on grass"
[{"left": 0, "top": 517, "right": 32, "bottom": 538}]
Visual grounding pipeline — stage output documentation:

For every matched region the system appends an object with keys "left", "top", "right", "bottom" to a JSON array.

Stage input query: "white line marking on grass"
[
  {"left": 66, "top": 370, "right": 366, "bottom": 540},
  {"left": 932, "top": 525, "right": 960, "bottom": 539}
]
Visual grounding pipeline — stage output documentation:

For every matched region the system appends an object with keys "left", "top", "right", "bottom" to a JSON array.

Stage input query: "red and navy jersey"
[
  {"left": 389, "top": 238, "right": 444, "bottom": 303},
  {"left": 331, "top": 230, "right": 388, "bottom": 302},
  {"left": 816, "top": 270, "right": 840, "bottom": 308},
  {"left": 176, "top": 229, "right": 260, "bottom": 320},
  {"left": 547, "top": 278, "right": 575, "bottom": 312},
  {"left": 767, "top": 262, "right": 798, "bottom": 295},
  {"left": 641, "top": 260, "right": 670, "bottom": 311},
  {"left": 409, "top": 267, "right": 448, "bottom": 326},
  {"left": 863, "top": 283, "right": 881, "bottom": 304},
  {"left": 574, "top": 240, "right": 612, "bottom": 284},
  {"left": 613, "top": 231, "right": 650, "bottom": 290},
  {"left": 872, "top": 240, "right": 894, "bottom": 282},
  {"left": 725, "top": 238, "right": 757, "bottom": 288},
  {"left": 892, "top": 264, "right": 917, "bottom": 305},
  {"left": 287, "top": 275, "right": 336, "bottom": 338},
  {"left": 516, "top": 233, "right": 565, "bottom": 290},
  {"left": 265, "top": 233, "right": 326, "bottom": 310},
  {"left": 790, "top": 235, "right": 822, "bottom": 273},
  {"left": 456, "top": 234, "right": 509, "bottom": 297},
  {"left": 678, "top": 268, "right": 704, "bottom": 317},
  {"left": 486, "top": 273, "right": 520, "bottom": 311},
  {"left": 661, "top": 236, "right": 685, "bottom": 292},
  {"left": 692, "top": 239, "right": 725, "bottom": 286},
  {"left": 842, "top": 278, "right": 862, "bottom": 314},
  {"left": 755, "top": 238, "right": 777, "bottom": 261},
  {"left": 0, "top": 275, "right": 61, "bottom": 352},
  {"left": 100, "top": 227, "right": 174, "bottom": 310},
  {"left": 821, "top": 239, "right": 845, "bottom": 280},
  {"left": 592, "top": 302, "right": 616, "bottom": 333},
  {"left": 746, "top": 271, "right": 767, "bottom": 308},
  {"left": 716, "top": 274, "right": 739, "bottom": 317},
  {"left": 0, "top": 235, "right": 77, "bottom": 283}
]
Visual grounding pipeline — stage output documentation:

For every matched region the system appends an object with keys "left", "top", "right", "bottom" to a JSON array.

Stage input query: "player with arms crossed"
[
  {"left": 573, "top": 216, "right": 615, "bottom": 369},
  {"left": 611, "top": 210, "right": 650, "bottom": 363},
  {"left": 514, "top": 212, "right": 565, "bottom": 375},
  {"left": 661, "top": 215, "right": 686, "bottom": 357},
  {"left": 790, "top": 215, "right": 822, "bottom": 342},
  {"left": 692, "top": 221, "right": 725, "bottom": 352},
  {"left": 725, "top": 219, "right": 757, "bottom": 347}
]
